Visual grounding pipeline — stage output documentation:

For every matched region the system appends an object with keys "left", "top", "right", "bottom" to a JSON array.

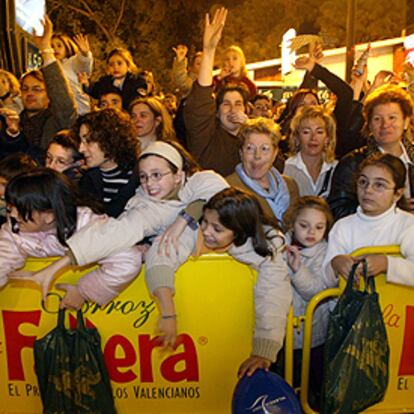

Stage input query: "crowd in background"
[{"left": 1, "top": 7, "right": 414, "bottom": 396}]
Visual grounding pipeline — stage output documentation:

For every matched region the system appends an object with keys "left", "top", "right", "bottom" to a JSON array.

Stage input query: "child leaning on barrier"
[
  {"left": 324, "top": 153, "right": 414, "bottom": 288},
  {"left": 276, "top": 195, "right": 334, "bottom": 405},
  {"left": 14, "top": 141, "right": 229, "bottom": 304},
  {"left": 144, "top": 187, "right": 292, "bottom": 378},
  {"left": 0, "top": 169, "right": 142, "bottom": 309}
]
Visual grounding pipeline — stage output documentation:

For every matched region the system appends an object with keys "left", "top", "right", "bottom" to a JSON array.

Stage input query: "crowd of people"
[{"left": 1, "top": 7, "right": 414, "bottom": 391}]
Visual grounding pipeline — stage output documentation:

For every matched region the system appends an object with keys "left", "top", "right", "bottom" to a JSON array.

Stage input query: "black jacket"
[{"left": 85, "top": 73, "right": 148, "bottom": 110}]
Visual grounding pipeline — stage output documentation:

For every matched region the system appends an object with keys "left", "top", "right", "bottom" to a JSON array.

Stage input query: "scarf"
[{"left": 235, "top": 163, "right": 290, "bottom": 222}]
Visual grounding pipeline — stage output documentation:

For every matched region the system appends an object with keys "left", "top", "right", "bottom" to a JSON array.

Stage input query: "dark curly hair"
[{"left": 74, "top": 108, "right": 140, "bottom": 169}]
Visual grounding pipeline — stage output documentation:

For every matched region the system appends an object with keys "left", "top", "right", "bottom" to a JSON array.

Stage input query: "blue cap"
[{"left": 232, "top": 370, "right": 302, "bottom": 413}]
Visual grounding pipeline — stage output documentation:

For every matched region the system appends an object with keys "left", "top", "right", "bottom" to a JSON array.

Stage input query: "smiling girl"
[
  {"left": 324, "top": 153, "right": 414, "bottom": 288},
  {"left": 26, "top": 141, "right": 228, "bottom": 298}
]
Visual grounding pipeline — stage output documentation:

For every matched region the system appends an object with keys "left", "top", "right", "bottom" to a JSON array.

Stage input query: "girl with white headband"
[{"left": 15, "top": 141, "right": 229, "bottom": 308}]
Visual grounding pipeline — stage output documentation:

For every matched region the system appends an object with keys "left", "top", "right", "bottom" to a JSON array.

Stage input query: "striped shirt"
[{"left": 101, "top": 166, "right": 134, "bottom": 207}]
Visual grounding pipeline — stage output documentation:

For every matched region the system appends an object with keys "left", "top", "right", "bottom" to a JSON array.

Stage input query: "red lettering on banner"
[
  {"left": 104, "top": 335, "right": 138, "bottom": 382},
  {"left": 139, "top": 334, "right": 162, "bottom": 382},
  {"left": 398, "top": 305, "right": 414, "bottom": 376},
  {"left": 2, "top": 310, "right": 41, "bottom": 380},
  {"left": 161, "top": 334, "right": 199, "bottom": 382},
  {"left": 382, "top": 304, "right": 400, "bottom": 328}
]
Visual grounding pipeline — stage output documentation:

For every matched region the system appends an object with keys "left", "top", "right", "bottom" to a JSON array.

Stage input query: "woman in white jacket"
[{"left": 145, "top": 187, "right": 292, "bottom": 378}]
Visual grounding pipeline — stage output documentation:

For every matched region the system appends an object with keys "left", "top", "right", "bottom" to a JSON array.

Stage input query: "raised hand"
[
  {"left": 74, "top": 34, "right": 90, "bottom": 56},
  {"left": 203, "top": 7, "right": 228, "bottom": 52},
  {"left": 286, "top": 244, "right": 301, "bottom": 273},
  {"left": 172, "top": 45, "right": 188, "bottom": 62},
  {"left": 31, "top": 15, "right": 53, "bottom": 50}
]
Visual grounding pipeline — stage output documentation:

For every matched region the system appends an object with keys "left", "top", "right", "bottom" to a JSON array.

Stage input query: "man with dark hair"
[{"left": 0, "top": 16, "right": 76, "bottom": 161}]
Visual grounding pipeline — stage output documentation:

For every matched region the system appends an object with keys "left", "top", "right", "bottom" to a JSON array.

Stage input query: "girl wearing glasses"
[
  {"left": 19, "top": 141, "right": 228, "bottom": 308},
  {"left": 226, "top": 117, "right": 298, "bottom": 227},
  {"left": 324, "top": 153, "right": 414, "bottom": 288}
]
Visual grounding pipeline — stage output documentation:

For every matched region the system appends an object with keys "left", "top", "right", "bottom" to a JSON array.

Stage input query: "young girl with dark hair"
[
  {"left": 0, "top": 168, "right": 142, "bottom": 309},
  {"left": 144, "top": 187, "right": 291, "bottom": 378},
  {"left": 324, "top": 153, "right": 414, "bottom": 288},
  {"left": 84, "top": 48, "right": 147, "bottom": 110}
]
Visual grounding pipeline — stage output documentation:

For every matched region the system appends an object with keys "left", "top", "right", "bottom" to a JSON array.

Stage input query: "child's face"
[
  {"left": 7, "top": 206, "right": 55, "bottom": 233},
  {"left": 293, "top": 207, "right": 327, "bottom": 248},
  {"left": 46, "top": 143, "right": 76, "bottom": 173},
  {"left": 51, "top": 37, "right": 67, "bottom": 60},
  {"left": 357, "top": 165, "right": 403, "bottom": 216},
  {"left": 107, "top": 55, "right": 129, "bottom": 79},
  {"left": 224, "top": 51, "right": 242, "bottom": 76},
  {"left": 0, "top": 74, "right": 10, "bottom": 97},
  {"left": 201, "top": 209, "right": 235, "bottom": 250},
  {"left": 297, "top": 116, "right": 329, "bottom": 158},
  {"left": 0, "top": 177, "right": 7, "bottom": 199},
  {"left": 138, "top": 155, "right": 183, "bottom": 200}
]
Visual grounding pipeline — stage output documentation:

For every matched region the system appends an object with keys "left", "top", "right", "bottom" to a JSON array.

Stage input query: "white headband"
[{"left": 139, "top": 141, "right": 183, "bottom": 170}]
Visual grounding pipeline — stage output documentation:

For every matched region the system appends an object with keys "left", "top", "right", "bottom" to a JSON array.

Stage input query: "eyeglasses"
[
  {"left": 139, "top": 171, "right": 172, "bottom": 183},
  {"left": 46, "top": 154, "right": 73, "bottom": 168},
  {"left": 21, "top": 86, "right": 46, "bottom": 93},
  {"left": 242, "top": 143, "right": 273, "bottom": 156},
  {"left": 356, "top": 176, "right": 395, "bottom": 193}
]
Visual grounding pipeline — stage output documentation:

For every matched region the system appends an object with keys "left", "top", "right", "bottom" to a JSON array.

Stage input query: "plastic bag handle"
[
  {"left": 346, "top": 258, "right": 377, "bottom": 294},
  {"left": 56, "top": 308, "right": 87, "bottom": 331},
  {"left": 76, "top": 309, "right": 87, "bottom": 331},
  {"left": 57, "top": 308, "right": 66, "bottom": 329}
]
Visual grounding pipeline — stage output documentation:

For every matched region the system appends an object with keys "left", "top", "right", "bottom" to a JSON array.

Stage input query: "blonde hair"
[
  {"left": 107, "top": 48, "right": 139, "bottom": 75},
  {"left": 289, "top": 105, "right": 336, "bottom": 163},
  {"left": 0, "top": 69, "right": 21, "bottom": 97},
  {"left": 224, "top": 45, "right": 248, "bottom": 77},
  {"left": 237, "top": 117, "right": 282, "bottom": 148}
]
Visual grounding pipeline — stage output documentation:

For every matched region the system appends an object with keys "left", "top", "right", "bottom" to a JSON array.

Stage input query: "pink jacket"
[{"left": 0, "top": 207, "right": 142, "bottom": 305}]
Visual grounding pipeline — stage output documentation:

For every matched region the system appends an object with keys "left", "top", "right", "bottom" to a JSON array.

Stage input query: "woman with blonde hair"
[{"left": 284, "top": 105, "right": 337, "bottom": 198}]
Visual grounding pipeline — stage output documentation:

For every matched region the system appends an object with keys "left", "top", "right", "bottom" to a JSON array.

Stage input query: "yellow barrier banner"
[{"left": 0, "top": 255, "right": 257, "bottom": 414}]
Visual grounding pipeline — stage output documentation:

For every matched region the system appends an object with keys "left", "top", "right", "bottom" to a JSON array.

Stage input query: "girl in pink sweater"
[{"left": 0, "top": 168, "right": 142, "bottom": 309}]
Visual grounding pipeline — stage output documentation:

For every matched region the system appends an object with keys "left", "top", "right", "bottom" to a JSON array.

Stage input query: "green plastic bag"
[
  {"left": 321, "top": 260, "right": 389, "bottom": 414},
  {"left": 34, "top": 309, "right": 116, "bottom": 414}
]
